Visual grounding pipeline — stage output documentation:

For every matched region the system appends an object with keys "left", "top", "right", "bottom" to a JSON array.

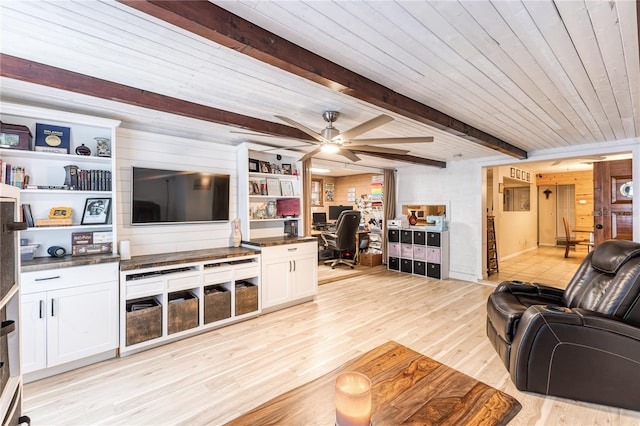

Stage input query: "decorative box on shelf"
[
  {"left": 235, "top": 281, "right": 258, "bottom": 316},
  {"left": 204, "top": 286, "right": 231, "bottom": 324},
  {"left": 35, "top": 218, "right": 72, "bottom": 227},
  {"left": 126, "top": 297, "right": 162, "bottom": 346},
  {"left": 168, "top": 291, "right": 199, "bottom": 334},
  {"left": 0, "top": 121, "right": 32, "bottom": 150}
]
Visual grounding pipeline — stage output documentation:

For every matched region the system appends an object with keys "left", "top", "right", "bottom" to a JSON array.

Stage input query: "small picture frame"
[
  {"left": 282, "top": 163, "right": 292, "bottom": 175},
  {"left": 81, "top": 198, "right": 111, "bottom": 225},
  {"left": 280, "top": 180, "right": 294, "bottom": 197},
  {"left": 510, "top": 167, "right": 515, "bottom": 178},
  {"left": 248, "top": 158, "right": 260, "bottom": 173},
  {"left": 49, "top": 206, "right": 72, "bottom": 219},
  {"left": 260, "top": 161, "right": 271, "bottom": 174},
  {"left": 526, "top": 172, "right": 530, "bottom": 182},
  {"left": 266, "top": 178, "right": 281, "bottom": 196},
  {"left": 516, "top": 170, "right": 521, "bottom": 179}
]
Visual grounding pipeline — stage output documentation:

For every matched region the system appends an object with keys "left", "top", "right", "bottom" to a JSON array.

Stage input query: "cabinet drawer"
[
  {"left": 427, "top": 232, "right": 441, "bottom": 247},
  {"left": 126, "top": 278, "right": 164, "bottom": 299},
  {"left": 413, "top": 245, "right": 426, "bottom": 260},
  {"left": 234, "top": 262, "right": 260, "bottom": 280},
  {"left": 413, "top": 231, "right": 426, "bottom": 245},
  {"left": 413, "top": 260, "right": 426, "bottom": 276},
  {"left": 427, "top": 263, "right": 441, "bottom": 279},
  {"left": 203, "top": 268, "right": 233, "bottom": 285},
  {"left": 387, "top": 229, "right": 399, "bottom": 243},
  {"left": 401, "top": 244, "right": 413, "bottom": 258},
  {"left": 388, "top": 257, "right": 399, "bottom": 271},
  {"left": 167, "top": 272, "right": 201, "bottom": 291},
  {"left": 400, "top": 230, "right": 413, "bottom": 244},
  {"left": 388, "top": 242, "right": 400, "bottom": 257},
  {"left": 400, "top": 259, "right": 413, "bottom": 274},
  {"left": 261, "top": 243, "right": 315, "bottom": 261},
  {"left": 22, "top": 262, "right": 118, "bottom": 294},
  {"left": 426, "top": 248, "right": 441, "bottom": 263}
]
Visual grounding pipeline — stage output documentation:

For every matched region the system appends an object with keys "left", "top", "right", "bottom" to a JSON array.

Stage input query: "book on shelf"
[{"left": 21, "top": 204, "right": 34, "bottom": 227}]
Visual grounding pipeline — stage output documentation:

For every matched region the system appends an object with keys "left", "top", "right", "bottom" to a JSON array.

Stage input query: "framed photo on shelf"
[
  {"left": 280, "top": 180, "right": 294, "bottom": 197},
  {"left": 282, "top": 163, "right": 292, "bottom": 175},
  {"left": 516, "top": 169, "right": 521, "bottom": 179},
  {"left": 266, "top": 178, "right": 281, "bottom": 196},
  {"left": 248, "top": 158, "right": 260, "bottom": 173},
  {"left": 81, "top": 198, "right": 111, "bottom": 225},
  {"left": 260, "top": 161, "right": 271, "bottom": 174}
]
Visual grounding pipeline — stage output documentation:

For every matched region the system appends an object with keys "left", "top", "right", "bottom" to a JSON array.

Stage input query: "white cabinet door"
[
  {"left": 261, "top": 258, "right": 292, "bottom": 309},
  {"left": 20, "top": 292, "right": 47, "bottom": 374},
  {"left": 47, "top": 281, "right": 118, "bottom": 368},
  {"left": 291, "top": 254, "right": 317, "bottom": 299}
]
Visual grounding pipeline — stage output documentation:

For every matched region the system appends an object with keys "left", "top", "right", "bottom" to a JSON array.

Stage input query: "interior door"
[{"left": 593, "top": 159, "right": 633, "bottom": 245}]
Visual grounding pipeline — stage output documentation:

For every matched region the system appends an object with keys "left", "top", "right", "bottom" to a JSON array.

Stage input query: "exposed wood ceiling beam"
[
  {"left": 0, "top": 54, "right": 306, "bottom": 139},
  {"left": 0, "top": 54, "right": 445, "bottom": 167},
  {"left": 119, "top": 0, "right": 527, "bottom": 160}
]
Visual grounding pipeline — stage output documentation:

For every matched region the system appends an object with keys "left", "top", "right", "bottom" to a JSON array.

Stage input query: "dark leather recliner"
[{"left": 486, "top": 239, "right": 640, "bottom": 411}]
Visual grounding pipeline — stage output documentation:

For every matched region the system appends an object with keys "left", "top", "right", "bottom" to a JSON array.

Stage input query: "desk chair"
[
  {"left": 321, "top": 210, "right": 361, "bottom": 269},
  {"left": 562, "top": 216, "right": 590, "bottom": 258}
]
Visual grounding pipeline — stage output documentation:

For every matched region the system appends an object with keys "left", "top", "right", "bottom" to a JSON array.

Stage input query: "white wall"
[
  {"left": 115, "top": 128, "right": 238, "bottom": 256},
  {"left": 396, "top": 161, "right": 483, "bottom": 282}
]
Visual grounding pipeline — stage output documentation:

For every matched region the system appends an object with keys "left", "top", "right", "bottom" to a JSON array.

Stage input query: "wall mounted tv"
[{"left": 131, "top": 167, "right": 230, "bottom": 225}]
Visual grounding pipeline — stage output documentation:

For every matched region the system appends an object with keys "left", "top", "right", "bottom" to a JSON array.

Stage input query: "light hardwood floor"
[{"left": 24, "top": 256, "right": 639, "bottom": 425}]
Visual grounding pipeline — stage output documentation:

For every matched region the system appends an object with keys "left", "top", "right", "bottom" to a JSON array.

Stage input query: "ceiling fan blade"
[
  {"left": 275, "top": 115, "right": 327, "bottom": 144},
  {"left": 299, "top": 147, "right": 323, "bottom": 162},
  {"left": 339, "top": 149, "right": 361, "bottom": 162},
  {"left": 346, "top": 137, "right": 434, "bottom": 145},
  {"left": 336, "top": 114, "right": 394, "bottom": 142},
  {"left": 349, "top": 145, "right": 410, "bottom": 155}
]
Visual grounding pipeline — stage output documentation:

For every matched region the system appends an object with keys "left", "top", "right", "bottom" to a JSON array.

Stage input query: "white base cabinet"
[
  {"left": 259, "top": 242, "right": 318, "bottom": 312},
  {"left": 20, "top": 263, "right": 118, "bottom": 379}
]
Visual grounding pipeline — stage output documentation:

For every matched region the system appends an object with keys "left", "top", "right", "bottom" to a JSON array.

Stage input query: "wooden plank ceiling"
[{"left": 0, "top": 0, "right": 637, "bottom": 170}]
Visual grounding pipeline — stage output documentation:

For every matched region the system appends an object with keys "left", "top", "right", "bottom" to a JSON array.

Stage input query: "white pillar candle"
[{"left": 335, "top": 371, "right": 372, "bottom": 426}]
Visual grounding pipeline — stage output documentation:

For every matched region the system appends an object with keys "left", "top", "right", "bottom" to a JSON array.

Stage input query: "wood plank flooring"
[{"left": 24, "top": 266, "right": 640, "bottom": 425}]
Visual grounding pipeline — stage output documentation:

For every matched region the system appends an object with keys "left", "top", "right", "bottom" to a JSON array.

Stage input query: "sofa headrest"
[{"left": 592, "top": 240, "right": 640, "bottom": 273}]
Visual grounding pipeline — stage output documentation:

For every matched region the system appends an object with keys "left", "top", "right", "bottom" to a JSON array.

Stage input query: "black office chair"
[{"left": 321, "top": 210, "right": 361, "bottom": 269}]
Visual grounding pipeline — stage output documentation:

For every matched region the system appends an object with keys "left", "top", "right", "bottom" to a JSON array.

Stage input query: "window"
[{"left": 311, "top": 178, "right": 323, "bottom": 207}]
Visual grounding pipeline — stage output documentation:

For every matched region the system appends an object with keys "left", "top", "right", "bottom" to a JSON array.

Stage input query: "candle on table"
[{"left": 335, "top": 371, "right": 372, "bottom": 426}]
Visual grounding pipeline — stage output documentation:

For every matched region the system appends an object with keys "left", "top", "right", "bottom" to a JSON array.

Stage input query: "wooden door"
[{"left": 593, "top": 159, "right": 633, "bottom": 245}]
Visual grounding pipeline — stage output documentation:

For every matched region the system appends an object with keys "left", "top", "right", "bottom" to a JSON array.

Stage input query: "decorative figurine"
[
  {"left": 95, "top": 137, "right": 111, "bottom": 157},
  {"left": 75, "top": 144, "right": 91, "bottom": 156}
]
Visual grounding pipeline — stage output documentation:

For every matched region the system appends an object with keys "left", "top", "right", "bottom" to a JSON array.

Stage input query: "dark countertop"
[
  {"left": 21, "top": 253, "right": 120, "bottom": 273},
  {"left": 241, "top": 236, "right": 317, "bottom": 248},
  {"left": 120, "top": 246, "right": 260, "bottom": 271}
]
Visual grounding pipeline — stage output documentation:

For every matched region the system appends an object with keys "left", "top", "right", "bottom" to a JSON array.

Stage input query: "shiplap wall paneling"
[{"left": 116, "top": 128, "right": 237, "bottom": 256}]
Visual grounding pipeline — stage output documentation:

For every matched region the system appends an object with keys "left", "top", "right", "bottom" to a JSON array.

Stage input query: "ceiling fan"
[{"left": 273, "top": 111, "right": 434, "bottom": 162}]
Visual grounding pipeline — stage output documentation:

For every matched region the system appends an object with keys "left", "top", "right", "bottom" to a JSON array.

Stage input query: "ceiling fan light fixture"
[{"left": 321, "top": 143, "right": 340, "bottom": 154}]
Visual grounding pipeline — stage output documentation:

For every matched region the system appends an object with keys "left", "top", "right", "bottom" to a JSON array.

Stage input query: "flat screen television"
[
  {"left": 131, "top": 167, "right": 230, "bottom": 224},
  {"left": 328, "top": 205, "right": 353, "bottom": 220}
]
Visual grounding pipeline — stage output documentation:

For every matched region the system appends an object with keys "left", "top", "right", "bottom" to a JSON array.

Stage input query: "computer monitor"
[
  {"left": 312, "top": 212, "right": 327, "bottom": 225},
  {"left": 328, "top": 205, "right": 353, "bottom": 221}
]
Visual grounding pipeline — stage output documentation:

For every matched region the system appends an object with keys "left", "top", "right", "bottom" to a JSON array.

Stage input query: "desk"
[
  {"left": 227, "top": 341, "right": 521, "bottom": 425},
  {"left": 313, "top": 230, "right": 370, "bottom": 263}
]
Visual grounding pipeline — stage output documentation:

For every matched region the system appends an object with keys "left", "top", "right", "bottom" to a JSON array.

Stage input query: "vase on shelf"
[
  {"left": 408, "top": 210, "right": 418, "bottom": 225},
  {"left": 266, "top": 201, "right": 277, "bottom": 218},
  {"left": 232, "top": 218, "right": 241, "bottom": 247}
]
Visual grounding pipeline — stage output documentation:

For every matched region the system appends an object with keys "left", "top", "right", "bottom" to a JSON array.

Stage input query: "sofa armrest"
[
  {"left": 495, "top": 280, "right": 564, "bottom": 301},
  {"left": 509, "top": 305, "right": 640, "bottom": 411}
]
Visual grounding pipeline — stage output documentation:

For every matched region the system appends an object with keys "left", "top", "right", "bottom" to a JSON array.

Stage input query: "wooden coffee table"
[{"left": 227, "top": 341, "right": 521, "bottom": 425}]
